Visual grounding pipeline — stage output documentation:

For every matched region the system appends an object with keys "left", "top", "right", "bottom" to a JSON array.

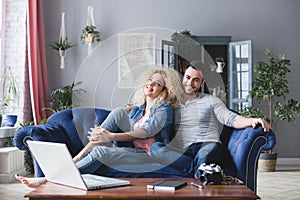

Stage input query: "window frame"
[
  {"left": 0, "top": 0, "right": 6, "bottom": 77},
  {"left": 228, "top": 40, "right": 252, "bottom": 112}
]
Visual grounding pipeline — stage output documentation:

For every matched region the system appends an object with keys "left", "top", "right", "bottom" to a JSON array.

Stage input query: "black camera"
[{"left": 198, "top": 163, "right": 224, "bottom": 185}]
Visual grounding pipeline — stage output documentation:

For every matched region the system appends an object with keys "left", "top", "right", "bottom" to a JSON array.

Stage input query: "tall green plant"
[
  {"left": 44, "top": 81, "right": 84, "bottom": 114},
  {"left": 243, "top": 49, "right": 300, "bottom": 129}
]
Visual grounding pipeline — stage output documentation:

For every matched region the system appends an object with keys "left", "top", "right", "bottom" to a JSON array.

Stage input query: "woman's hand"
[{"left": 88, "top": 126, "right": 113, "bottom": 144}]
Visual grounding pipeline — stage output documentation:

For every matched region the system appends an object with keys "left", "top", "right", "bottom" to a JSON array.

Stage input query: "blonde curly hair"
[{"left": 130, "top": 66, "right": 183, "bottom": 107}]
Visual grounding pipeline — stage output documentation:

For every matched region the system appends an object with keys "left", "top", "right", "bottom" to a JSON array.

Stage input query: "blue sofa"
[{"left": 14, "top": 107, "right": 276, "bottom": 193}]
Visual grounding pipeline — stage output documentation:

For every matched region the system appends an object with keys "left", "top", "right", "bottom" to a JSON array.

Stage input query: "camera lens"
[{"left": 200, "top": 174, "right": 209, "bottom": 185}]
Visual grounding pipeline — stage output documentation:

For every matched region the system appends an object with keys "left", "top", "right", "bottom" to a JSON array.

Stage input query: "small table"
[{"left": 25, "top": 178, "right": 260, "bottom": 200}]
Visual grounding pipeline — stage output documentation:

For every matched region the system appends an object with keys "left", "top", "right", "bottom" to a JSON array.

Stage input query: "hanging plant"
[
  {"left": 49, "top": 12, "right": 75, "bottom": 69},
  {"left": 50, "top": 37, "right": 75, "bottom": 51},
  {"left": 80, "top": 25, "right": 101, "bottom": 44},
  {"left": 81, "top": 6, "right": 101, "bottom": 56}
]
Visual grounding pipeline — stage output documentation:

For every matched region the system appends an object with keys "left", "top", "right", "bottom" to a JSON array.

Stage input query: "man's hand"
[
  {"left": 234, "top": 115, "right": 272, "bottom": 132},
  {"left": 251, "top": 118, "right": 271, "bottom": 132}
]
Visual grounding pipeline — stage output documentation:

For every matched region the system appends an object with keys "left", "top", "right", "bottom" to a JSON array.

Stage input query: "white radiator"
[{"left": 0, "top": 147, "right": 27, "bottom": 182}]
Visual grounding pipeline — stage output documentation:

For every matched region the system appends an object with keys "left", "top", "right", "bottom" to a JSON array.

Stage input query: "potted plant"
[
  {"left": 0, "top": 98, "right": 11, "bottom": 126},
  {"left": 1, "top": 67, "right": 19, "bottom": 127},
  {"left": 242, "top": 49, "right": 300, "bottom": 171},
  {"left": 215, "top": 57, "right": 225, "bottom": 73},
  {"left": 43, "top": 81, "right": 85, "bottom": 114},
  {"left": 50, "top": 37, "right": 75, "bottom": 52},
  {"left": 215, "top": 57, "right": 225, "bottom": 63},
  {"left": 50, "top": 37, "right": 75, "bottom": 69},
  {"left": 80, "top": 25, "right": 101, "bottom": 44}
]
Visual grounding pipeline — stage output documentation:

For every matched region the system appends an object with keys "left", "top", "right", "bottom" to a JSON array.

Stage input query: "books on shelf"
[{"left": 147, "top": 180, "right": 187, "bottom": 191}]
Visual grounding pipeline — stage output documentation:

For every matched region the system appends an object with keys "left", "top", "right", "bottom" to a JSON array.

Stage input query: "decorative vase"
[
  {"left": 258, "top": 152, "right": 277, "bottom": 172},
  {"left": 216, "top": 62, "right": 225, "bottom": 73},
  {"left": 1, "top": 114, "right": 18, "bottom": 127}
]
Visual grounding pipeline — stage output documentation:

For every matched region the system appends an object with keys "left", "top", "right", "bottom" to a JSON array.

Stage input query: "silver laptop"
[{"left": 27, "top": 140, "right": 130, "bottom": 190}]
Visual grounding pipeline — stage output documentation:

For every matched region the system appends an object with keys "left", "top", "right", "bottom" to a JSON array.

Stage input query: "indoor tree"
[
  {"left": 242, "top": 49, "right": 300, "bottom": 171},
  {"left": 243, "top": 49, "right": 300, "bottom": 129}
]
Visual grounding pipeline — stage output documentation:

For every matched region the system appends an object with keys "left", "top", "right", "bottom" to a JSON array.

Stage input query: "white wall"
[
  {"left": 3, "top": 0, "right": 28, "bottom": 124},
  {"left": 43, "top": 0, "right": 300, "bottom": 158}
]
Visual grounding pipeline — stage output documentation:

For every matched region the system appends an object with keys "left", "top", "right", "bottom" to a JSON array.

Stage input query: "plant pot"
[
  {"left": 59, "top": 49, "right": 66, "bottom": 57},
  {"left": 1, "top": 114, "right": 18, "bottom": 127},
  {"left": 85, "top": 33, "right": 95, "bottom": 43},
  {"left": 216, "top": 62, "right": 225, "bottom": 73},
  {"left": 258, "top": 151, "right": 277, "bottom": 172}
]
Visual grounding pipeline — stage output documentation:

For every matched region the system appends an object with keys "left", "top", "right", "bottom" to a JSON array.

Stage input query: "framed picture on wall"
[
  {"left": 118, "top": 33, "right": 155, "bottom": 88},
  {"left": 161, "top": 40, "right": 178, "bottom": 71}
]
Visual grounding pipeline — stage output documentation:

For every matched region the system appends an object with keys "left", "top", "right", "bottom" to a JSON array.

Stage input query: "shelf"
[{"left": 0, "top": 127, "right": 17, "bottom": 138}]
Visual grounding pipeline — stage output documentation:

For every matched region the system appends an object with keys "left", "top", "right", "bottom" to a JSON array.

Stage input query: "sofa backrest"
[{"left": 47, "top": 108, "right": 110, "bottom": 146}]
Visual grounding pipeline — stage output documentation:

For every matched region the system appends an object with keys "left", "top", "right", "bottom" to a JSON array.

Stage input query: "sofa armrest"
[
  {"left": 14, "top": 124, "right": 81, "bottom": 153},
  {"left": 14, "top": 123, "right": 82, "bottom": 177},
  {"left": 227, "top": 126, "right": 276, "bottom": 192}
]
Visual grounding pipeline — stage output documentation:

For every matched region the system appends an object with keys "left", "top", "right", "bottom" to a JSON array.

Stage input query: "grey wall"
[{"left": 43, "top": 0, "right": 300, "bottom": 158}]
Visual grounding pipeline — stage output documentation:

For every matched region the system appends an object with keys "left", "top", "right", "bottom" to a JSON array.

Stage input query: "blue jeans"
[
  {"left": 100, "top": 108, "right": 132, "bottom": 147},
  {"left": 76, "top": 108, "right": 153, "bottom": 173},
  {"left": 76, "top": 146, "right": 154, "bottom": 174},
  {"left": 150, "top": 142, "right": 224, "bottom": 179}
]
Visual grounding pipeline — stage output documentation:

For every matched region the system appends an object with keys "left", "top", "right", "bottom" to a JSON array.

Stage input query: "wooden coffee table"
[{"left": 25, "top": 178, "right": 260, "bottom": 200}]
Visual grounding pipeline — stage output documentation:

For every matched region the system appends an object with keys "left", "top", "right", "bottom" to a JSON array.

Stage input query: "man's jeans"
[{"left": 150, "top": 141, "right": 224, "bottom": 179}]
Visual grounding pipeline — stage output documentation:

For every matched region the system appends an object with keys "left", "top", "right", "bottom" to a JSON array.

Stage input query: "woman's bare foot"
[{"left": 15, "top": 174, "right": 47, "bottom": 188}]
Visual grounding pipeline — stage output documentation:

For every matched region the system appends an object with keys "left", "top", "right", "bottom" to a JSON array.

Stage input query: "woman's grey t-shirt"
[{"left": 171, "top": 94, "right": 238, "bottom": 149}]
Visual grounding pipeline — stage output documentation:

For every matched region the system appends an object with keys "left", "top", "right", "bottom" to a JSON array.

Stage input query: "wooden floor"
[{"left": 1, "top": 165, "right": 300, "bottom": 200}]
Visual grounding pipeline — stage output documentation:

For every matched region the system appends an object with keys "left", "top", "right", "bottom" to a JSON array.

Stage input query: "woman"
[
  {"left": 73, "top": 66, "right": 183, "bottom": 174},
  {"left": 16, "top": 66, "right": 183, "bottom": 187}
]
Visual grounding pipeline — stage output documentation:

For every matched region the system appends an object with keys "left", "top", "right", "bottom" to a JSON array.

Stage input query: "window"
[
  {"left": 0, "top": 0, "right": 4, "bottom": 75},
  {"left": 1, "top": 0, "right": 27, "bottom": 124},
  {"left": 228, "top": 40, "right": 252, "bottom": 112}
]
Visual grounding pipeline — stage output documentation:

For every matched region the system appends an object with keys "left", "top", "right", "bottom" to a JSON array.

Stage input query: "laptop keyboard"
[{"left": 83, "top": 175, "right": 106, "bottom": 186}]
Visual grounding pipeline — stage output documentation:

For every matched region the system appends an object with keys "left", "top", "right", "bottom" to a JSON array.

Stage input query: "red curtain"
[{"left": 27, "top": 0, "right": 50, "bottom": 124}]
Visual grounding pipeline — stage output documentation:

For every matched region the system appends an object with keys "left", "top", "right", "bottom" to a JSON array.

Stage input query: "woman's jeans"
[
  {"left": 76, "top": 145, "right": 154, "bottom": 174},
  {"left": 150, "top": 141, "right": 224, "bottom": 179},
  {"left": 75, "top": 108, "right": 153, "bottom": 174}
]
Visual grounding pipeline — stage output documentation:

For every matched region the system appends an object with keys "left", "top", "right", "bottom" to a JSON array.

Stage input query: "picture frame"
[
  {"left": 161, "top": 40, "right": 178, "bottom": 71},
  {"left": 118, "top": 33, "right": 155, "bottom": 88}
]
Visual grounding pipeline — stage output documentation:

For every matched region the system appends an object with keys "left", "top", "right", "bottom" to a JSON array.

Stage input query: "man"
[{"left": 150, "top": 65, "right": 271, "bottom": 179}]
